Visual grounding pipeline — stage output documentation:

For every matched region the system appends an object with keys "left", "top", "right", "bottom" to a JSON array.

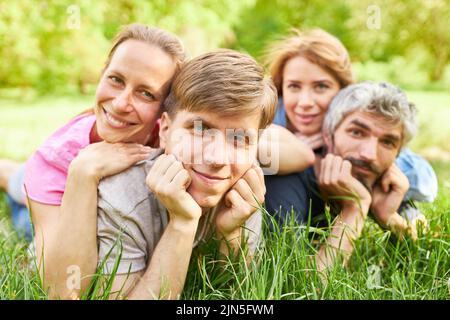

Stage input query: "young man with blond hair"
[{"left": 95, "top": 49, "right": 278, "bottom": 299}]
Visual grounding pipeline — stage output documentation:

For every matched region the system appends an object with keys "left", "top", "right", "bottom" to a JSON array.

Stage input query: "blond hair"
[
  {"left": 164, "top": 49, "right": 277, "bottom": 129},
  {"left": 104, "top": 23, "right": 186, "bottom": 75},
  {"left": 79, "top": 24, "right": 186, "bottom": 117},
  {"left": 266, "top": 28, "right": 354, "bottom": 95}
]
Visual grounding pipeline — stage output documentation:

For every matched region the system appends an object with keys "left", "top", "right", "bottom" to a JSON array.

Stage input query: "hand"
[
  {"left": 70, "top": 141, "right": 154, "bottom": 182},
  {"left": 296, "top": 132, "right": 324, "bottom": 150},
  {"left": 318, "top": 154, "right": 372, "bottom": 213},
  {"left": 409, "top": 214, "right": 428, "bottom": 241},
  {"left": 370, "top": 163, "right": 409, "bottom": 228},
  {"left": 215, "top": 165, "right": 265, "bottom": 238},
  {"left": 146, "top": 154, "right": 202, "bottom": 225}
]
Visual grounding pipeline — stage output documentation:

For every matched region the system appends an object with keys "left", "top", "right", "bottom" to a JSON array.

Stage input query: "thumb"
[{"left": 225, "top": 188, "right": 240, "bottom": 208}]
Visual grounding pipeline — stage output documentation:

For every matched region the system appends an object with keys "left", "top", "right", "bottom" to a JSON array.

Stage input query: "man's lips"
[
  {"left": 102, "top": 107, "right": 138, "bottom": 128},
  {"left": 352, "top": 165, "right": 375, "bottom": 176},
  {"left": 192, "top": 168, "right": 229, "bottom": 184}
]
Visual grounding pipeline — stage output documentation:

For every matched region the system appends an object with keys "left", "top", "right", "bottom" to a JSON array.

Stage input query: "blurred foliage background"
[{"left": 1, "top": 0, "right": 449, "bottom": 96}]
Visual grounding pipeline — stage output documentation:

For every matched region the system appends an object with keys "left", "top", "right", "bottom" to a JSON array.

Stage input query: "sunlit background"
[{"left": 1, "top": 0, "right": 449, "bottom": 168}]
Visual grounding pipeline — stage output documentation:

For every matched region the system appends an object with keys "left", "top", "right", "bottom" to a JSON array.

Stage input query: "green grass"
[
  {"left": 0, "top": 94, "right": 92, "bottom": 160},
  {"left": 0, "top": 91, "right": 449, "bottom": 300}
]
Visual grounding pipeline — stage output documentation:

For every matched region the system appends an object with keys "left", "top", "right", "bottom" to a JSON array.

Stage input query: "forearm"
[
  {"left": 258, "top": 124, "right": 314, "bottom": 175},
  {"left": 43, "top": 169, "right": 99, "bottom": 299},
  {"left": 278, "top": 139, "right": 315, "bottom": 175},
  {"left": 316, "top": 203, "right": 368, "bottom": 273},
  {"left": 217, "top": 228, "right": 242, "bottom": 261},
  {"left": 127, "top": 219, "right": 198, "bottom": 300}
]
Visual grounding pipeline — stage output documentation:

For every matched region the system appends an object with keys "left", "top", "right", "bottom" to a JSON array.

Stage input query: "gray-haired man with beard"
[{"left": 264, "top": 81, "right": 427, "bottom": 272}]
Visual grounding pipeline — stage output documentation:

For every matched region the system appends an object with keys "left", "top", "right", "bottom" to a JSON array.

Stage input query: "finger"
[
  {"left": 127, "top": 152, "right": 153, "bottom": 166},
  {"left": 233, "top": 179, "right": 260, "bottom": 207},
  {"left": 389, "top": 163, "right": 400, "bottom": 173},
  {"left": 224, "top": 188, "right": 239, "bottom": 208},
  {"left": 330, "top": 156, "right": 343, "bottom": 184},
  {"left": 171, "top": 168, "right": 192, "bottom": 190},
  {"left": 341, "top": 159, "right": 352, "bottom": 176},
  {"left": 154, "top": 154, "right": 177, "bottom": 176},
  {"left": 319, "top": 154, "right": 328, "bottom": 183},
  {"left": 118, "top": 147, "right": 154, "bottom": 166},
  {"left": 253, "top": 165, "right": 265, "bottom": 186},
  {"left": 149, "top": 154, "right": 167, "bottom": 173},
  {"left": 380, "top": 171, "right": 392, "bottom": 193},
  {"left": 162, "top": 160, "right": 184, "bottom": 183},
  {"left": 242, "top": 168, "right": 265, "bottom": 201},
  {"left": 255, "top": 166, "right": 266, "bottom": 196},
  {"left": 225, "top": 188, "right": 251, "bottom": 215},
  {"left": 322, "top": 154, "right": 335, "bottom": 185},
  {"left": 116, "top": 142, "right": 152, "bottom": 153},
  {"left": 147, "top": 154, "right": 169, "bottom": 185}
]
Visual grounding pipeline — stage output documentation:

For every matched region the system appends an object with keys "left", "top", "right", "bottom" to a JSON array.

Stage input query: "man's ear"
[{"left": 159, "top": 112, "right": 171, "bottom": 149}]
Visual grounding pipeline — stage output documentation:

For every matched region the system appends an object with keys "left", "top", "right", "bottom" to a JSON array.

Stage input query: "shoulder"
[
  {"left": 396, "top": 148, "right": 434, "bottom": 171},
  {"left": 98, "top": 149, "right": 164, "bottom": 214},
  {"left": 24, "top": 113, "right": 96, "bottom": 204},
  {"left": 32, "top": 113, "right": 96, "bottom": 171}
]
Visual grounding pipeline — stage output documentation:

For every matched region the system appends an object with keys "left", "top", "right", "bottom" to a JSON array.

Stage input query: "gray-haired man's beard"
[
  {"left": 353, "top": 172, "right": 373, "bottom": 193},
  {"left": 344, "top": 156, "right": 382, "bottom": 193}
]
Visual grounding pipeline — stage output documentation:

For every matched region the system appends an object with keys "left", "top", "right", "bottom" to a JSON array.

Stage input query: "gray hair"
[{"left": 323, "top": 81, "right": 417, "bottom": 146}]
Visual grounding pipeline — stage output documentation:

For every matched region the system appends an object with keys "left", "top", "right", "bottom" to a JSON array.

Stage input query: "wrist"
[
  {"left": 216, "top": 226, "right": 241, "bottom": 242},
  {"left": 167, "top": 215, "right": 200, "bottom": 234},
  {"left": 69, "top": 158, "right": 101, "bottom": 183},
  {"left": 341, "top": 198, "right": 370, "bottom": 216},
  {"left": 371, "top": 206, "right": 400, "bottom": 229}
]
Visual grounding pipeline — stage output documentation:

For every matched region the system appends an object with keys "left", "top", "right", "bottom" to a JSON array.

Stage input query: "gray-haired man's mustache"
[{"left": 344, "top": 157, "right": 381, "bottom": 176}]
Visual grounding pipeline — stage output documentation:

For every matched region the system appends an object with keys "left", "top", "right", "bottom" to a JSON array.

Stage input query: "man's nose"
[
  {"left": 112, "top": 88, "right": 134, "bottom": 113},
  {"left": 202, "top": 133, "right": 229, "bottom": 166},
  {"left": 359, "top": 137, "right": 378, "bottom": 161}
]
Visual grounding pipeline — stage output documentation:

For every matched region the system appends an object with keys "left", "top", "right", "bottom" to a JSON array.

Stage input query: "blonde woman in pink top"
[{"left": 0, "top": 23, "right": 186, "bottom": 299}]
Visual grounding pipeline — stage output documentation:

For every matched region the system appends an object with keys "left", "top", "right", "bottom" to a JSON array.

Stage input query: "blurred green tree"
[
  {"left": 0, "top": 0, "right": 253, "bottom": 94},
  {"left": 0, "top": 0, "right": 448, "bottom": 95},
  {"left": 232, "top": 0, "right": 450, "bottom": 82}
]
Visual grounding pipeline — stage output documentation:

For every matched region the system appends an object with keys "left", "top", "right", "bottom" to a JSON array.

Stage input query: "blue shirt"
[{"left": 265, "top": 167, "right": 326, "bottom": 227}]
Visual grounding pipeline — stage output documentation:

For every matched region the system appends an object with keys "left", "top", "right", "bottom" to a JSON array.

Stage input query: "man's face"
[
  {"left": 159, "top": 110, "right": 261, "bottom": 208},
  {"left": 325, "top": 110, "right": 403, "bottom": 190}
]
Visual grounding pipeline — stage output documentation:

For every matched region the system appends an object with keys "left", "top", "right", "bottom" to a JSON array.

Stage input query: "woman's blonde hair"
[
  {"left": 104, "top": 23, "right": 186, "bottom": 74},
  {"left": 265, "top": 28, "right": 354, "bottom": 95},
  {"left": 81, "top": 24, "right": 186, "bottom": 116}
]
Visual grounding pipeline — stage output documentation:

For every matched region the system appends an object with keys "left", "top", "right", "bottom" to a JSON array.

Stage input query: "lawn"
[{"left": 0, "top": 91, "right": 449, "bottom": 299}]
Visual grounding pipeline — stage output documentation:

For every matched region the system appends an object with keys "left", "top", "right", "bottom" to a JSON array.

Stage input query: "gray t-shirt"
[{"left": 97, "top": 149, "right": 262, "bottom": 274}]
